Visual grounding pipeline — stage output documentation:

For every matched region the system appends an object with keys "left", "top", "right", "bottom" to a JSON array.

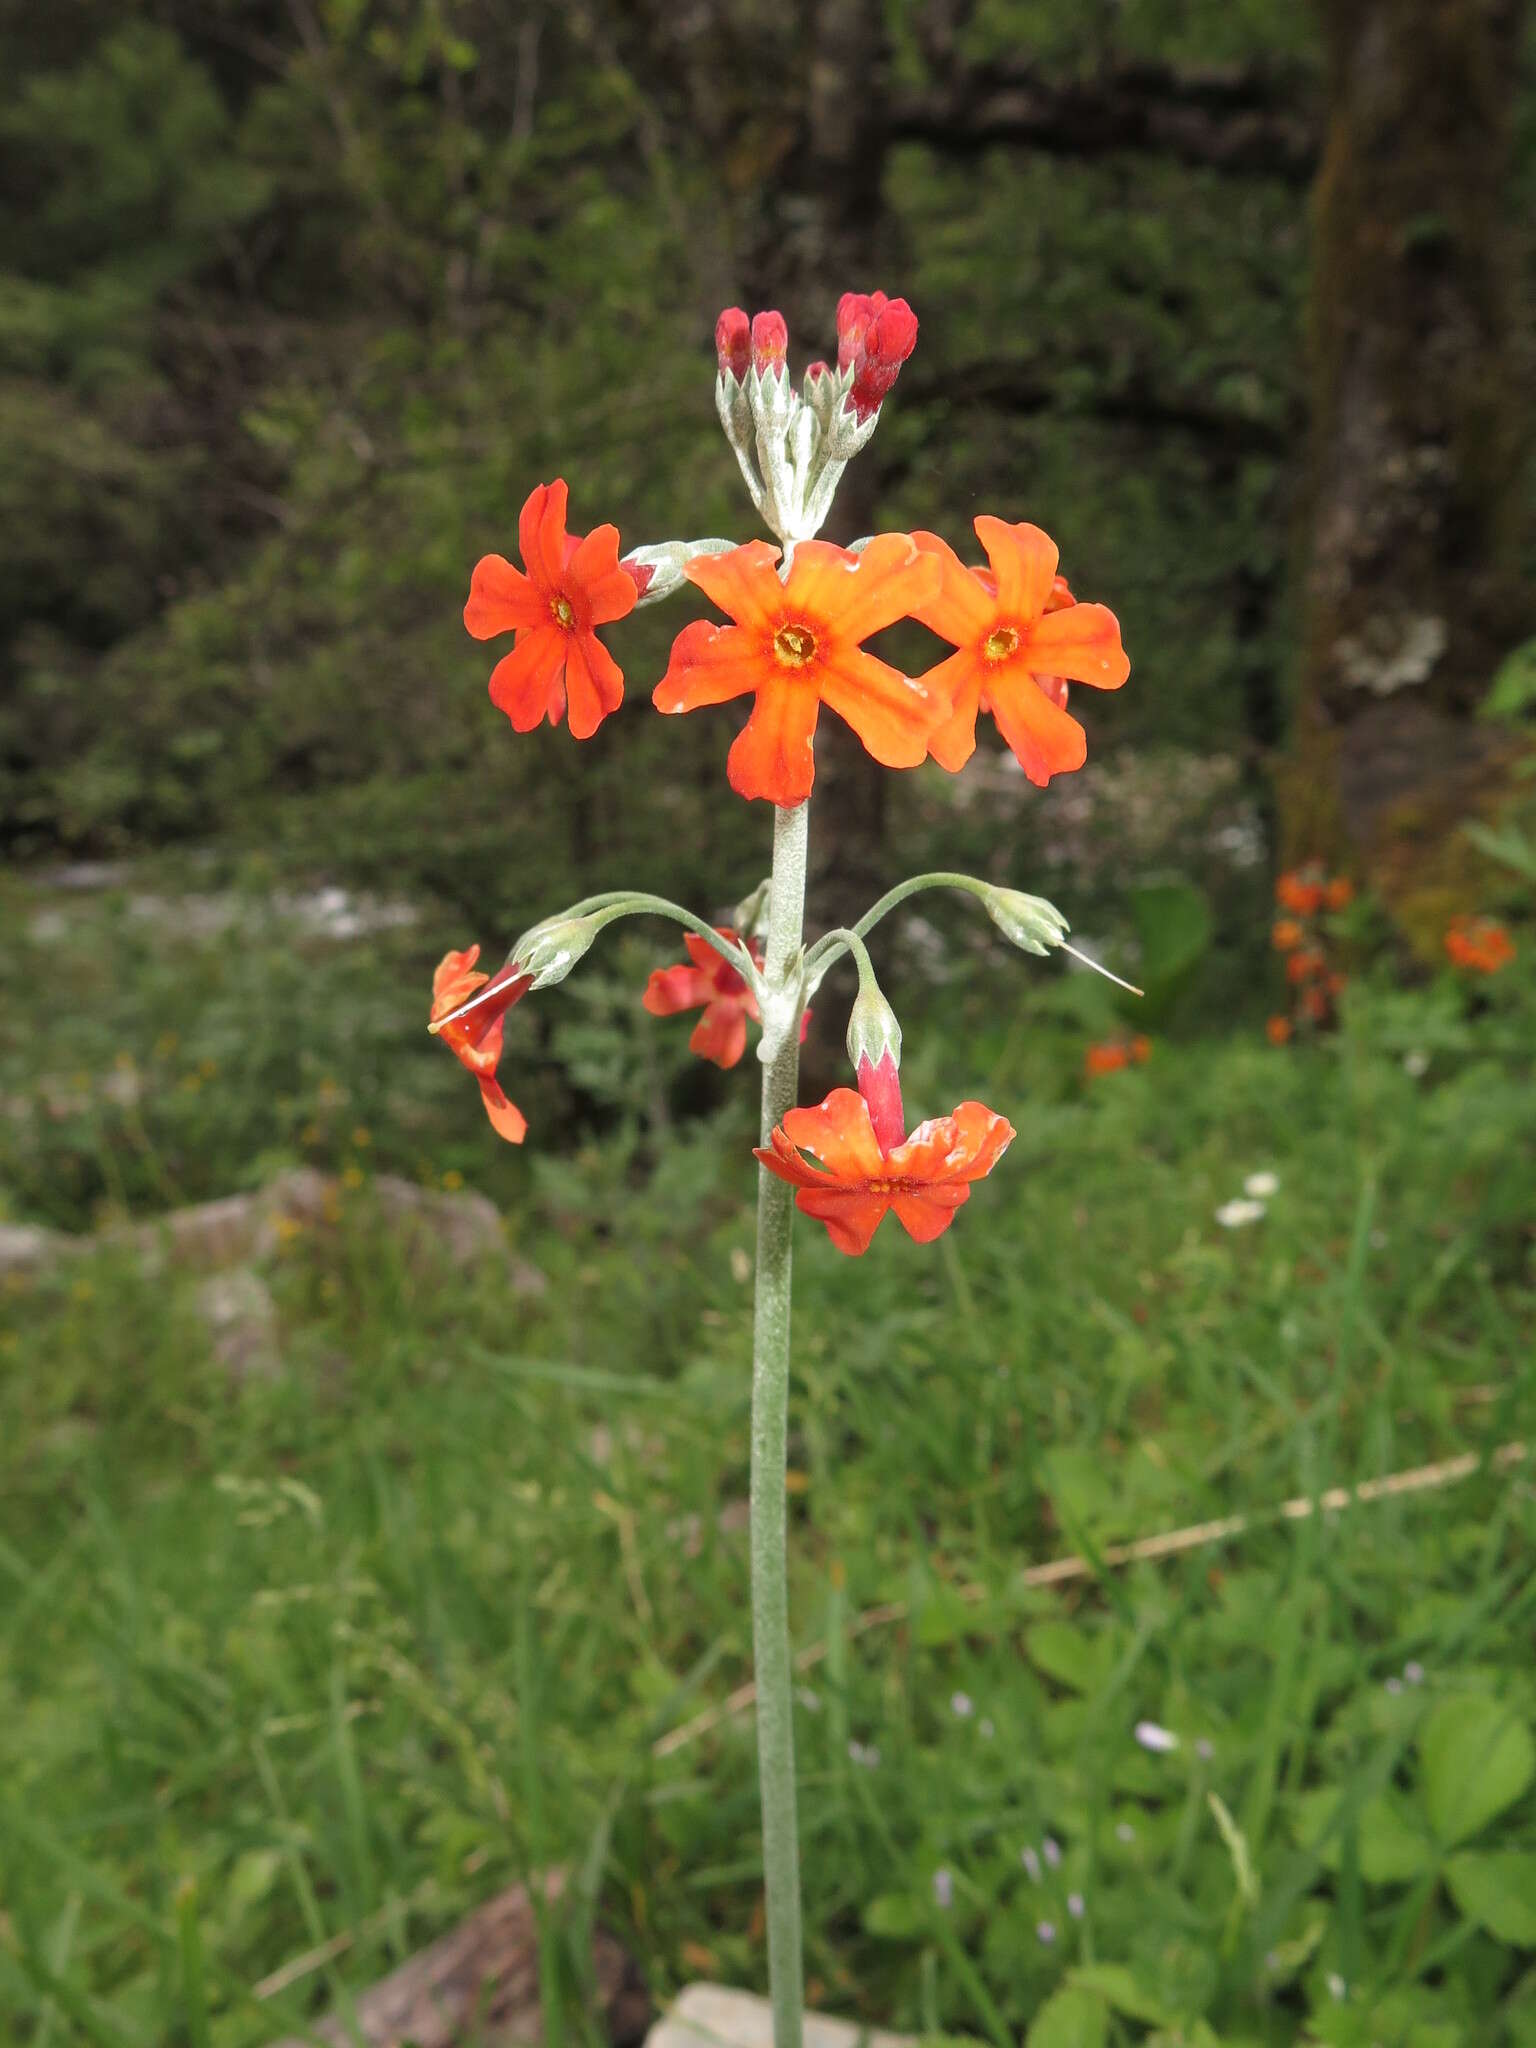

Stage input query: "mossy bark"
[{"left": 1289, "top": 0, "right": 1532, "bottom": 880}]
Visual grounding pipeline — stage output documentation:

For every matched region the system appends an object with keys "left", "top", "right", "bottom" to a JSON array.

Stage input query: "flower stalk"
[{"left": 749, "top": 797, "right": 809, "bottom": 2048}]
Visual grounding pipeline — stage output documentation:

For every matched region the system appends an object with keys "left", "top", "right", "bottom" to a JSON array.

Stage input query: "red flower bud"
[
  {"left": 847, "top": 297, "right": 918, "bottom": 421},
  {"left": 835, "top": 291, "right": 887, "bottom": 372},
  {"left": 750, "top": 309, "right": 789, "bottom": 379},
  {"left": 804, "top": 359, "right": 830, "bottom": 383},
  {"left": 856, "top": 1050, "right": 906, "bottom": 1156},
  {"left": 715, "top": 306, "right": 751, "bottom": 382}
]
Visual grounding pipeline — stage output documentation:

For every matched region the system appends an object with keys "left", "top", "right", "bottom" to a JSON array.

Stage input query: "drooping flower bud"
[
  {"left": 982, "top": 887, "right": 1070, "bottom": 958},
  {"left": 846, "top": 979, "right": 905, "bottom": 1153},
  {"left": 750, "top": 310, "right": 789, "bottom": 380},
  {"left": 513, "top": 913, "right": 605, "bottom": 990},
  {"left": 846, "top": 297, "right": 918, "bottom": 421},
  {"left": 715, "top": 306, "right": 751, "bottom": 383}
]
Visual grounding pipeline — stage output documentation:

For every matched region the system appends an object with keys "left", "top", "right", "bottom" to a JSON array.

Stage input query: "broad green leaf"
[
  {"left": 1444, "top": 1849, "right": 1536, "bottom": 1944},
  {"left": 1129, "top": 880, "right": 1212, "bottom": 1021},
  {"left": 863, "top": 1894, "right": 922, "bottom": 1939},
  {"left": 1419, "top": 1695, "right": 1535, "bottom": 1846},
  {"left": 1068, "top": 1964, "right": 1173, "bottom": 2027},
  {"left": 1293, "top": 1786, "right": 1432, "bottom": 1883},
  {"left": 1026, "top": 1619, "right": 1111, "bottom": 1694},
  {"left": 1026, "top": 1987, "right": 1107, "bottom": 2048}
]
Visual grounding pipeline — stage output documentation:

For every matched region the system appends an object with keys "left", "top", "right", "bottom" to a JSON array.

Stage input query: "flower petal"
[
  {"left": 982, "top": 670, "right": 1088, "bottom": 786},
  {"left": 909, "top": 531, "right": 998, "bottom": 646},
  {"left": 1024, "top": 602, "right": 1129, "bottom": 690},
  {"left": 754, "top": 1129, "right": 826, "bottom": 1189},
  {"left": 945, "top": 1100, "right": 1017, "bottom": 1180},
  {"left": 727, "top": 683, "right": 821, "bottom": 805},
  {"left": 478, "top": 1075, "right": 528, "bottom": 1145},
  {"left": 975, "top": 517, "right": 1059, "bottom": 624},
  {"left": 465, "top": 555, "right": 544, "bottom": 640},
  {"left": 690, "top": 998, "right": 748, "bottom": 1069},
  {"left": 488, "top": 629, "right": 566, "bottom": 731},
  {"left": 563, "top": 630, "right": 624, "bottom": 740},
  {"left": 915, "top": 647, "right": 985, "bottom": 771},
  {"left": 780, "top": 1088, "right": 885, "bottom": 1180},
  {"left": 891, "top": 1186, "right": 970, "bottom": 1242},
  {"left": 654, "top": 619, "right": 759, "bottom": 713},
  {"left": 684, "top": 539, "right": 785, "bottom": 628},
  {"left": 793, "top": 1185, "right": 890, "bottom": 1256},
  {"left": 568, "top": 524, "right": 639, "bottom": 626},
  {"left": 519, "top": 479, "right": 570, "bottom": 591},
  {"left": 818, "top": 648, "right": 936, "bottom": 769},
  {"left": 433, "top": 944, "right": 484, "bottom": 1011},
  {"left": 643, "top": 964, "right": 715, "bottom": 1016},
  {"left": 784, "top": 533, "right": 940, "bottom": 645}
]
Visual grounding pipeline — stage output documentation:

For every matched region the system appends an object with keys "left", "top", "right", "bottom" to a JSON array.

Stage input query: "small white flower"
[
  {"left": 1043, "top": 1836, "right": 1062, "bottom": 1868},
  {"left": 1404, "top": 1050, "right": 1430, "bottom": 1078},
  {"left": 1216, "top": 1198, "right": 1266, "bottom": 1229},
  {"left": 1244, "top": 1171, "right": 1279, "bottom": 1199},
  {"left": 1115, "top": 1821, "right": 1137, "bottom": 1844},
  {"left": 1021, "top": 1846, "right": 1042, "bottom": 1882},
  {"left": 950, "top": 1691, "right": 974, "bottom": 1719},
  {"left": 1067, "top": 1892, "right": 1085, "bottom": 1920},
  {"left": 1404, "top": 1660, "right": 1424, "bottom": 1686},
  {"left": 847, "top": 1741, "right": 880, "bottom": 1769},
  {"left": 1135, "top": 1720, "right": 1180, "bottom": 1753},
  {"left": 1036, "top": 1921, "right": 1056, "bottom": 1945},
  {"left": 730, "top": 1246, "right": 752, "bottom": 1284},
  {"left": 1327, "top": 1973, "right": 1347, "bottom": 2002},
  {"left": 933, "top": 1868, "right": 953, "bottom": 1909}
]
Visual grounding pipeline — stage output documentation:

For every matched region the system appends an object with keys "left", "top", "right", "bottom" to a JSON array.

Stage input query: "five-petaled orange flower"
[
  {"left": 755, "top": 1079, "right": 1014, "bottom": 1257},
  {"left": 643, "top": 929, "right": 762, "bottom": 1070},
  {"left": 1444, "top": 917, "right": 1515, "bottom": 974},
  {"left": 429, "top": 946, "right": 530, "bottom": 1144},
  {"left": 909, "top": 519, "right": 1128, "bottom": 785},
  {"left": 653, "top": 535, "right": 942, "bottom": 806},
  {"left": 465, "top": 479, "right": 638, "bottom": 739},
  {"left": 1275, "top": 870, "right": 1325, "bottom": 917}
]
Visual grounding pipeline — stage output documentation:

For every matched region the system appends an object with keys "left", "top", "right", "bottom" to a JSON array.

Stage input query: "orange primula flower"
[
  {"left": 1287, "top": 948, "right": 1326, "bottom": 985},
  {"left": 909, "top": 519, "right": 1128, "bottom": 784},
  {"left": 756, "top": 1084, "right": 1014, "bottom": 1258},
  {"left": 653, "top": 535, "right": 942, "bottom": 806},
  {"left": 643, "top": 929, "right": 762, "bottom": 1070},
  {"left": 1444, "top": 916, "right": 1515, "bottom": 974},
  {"left": 429, "top": 946, "right": 530, "bottom": 1144},
  {"left": 1275, "top": 870, "right": 1325, "bottom": 917},
  {"left": 1271, "top": 919, "right": 1304, "bottom": 953},
  {"left": 465, "top": 479, "right": 638, "bottom": 739},
  {"left": 1266, "top": 1014, "right": 1293, "bottom": 1045},
  {"left": 1324, "top": 877, "right": 1355, "bottom": 911}
]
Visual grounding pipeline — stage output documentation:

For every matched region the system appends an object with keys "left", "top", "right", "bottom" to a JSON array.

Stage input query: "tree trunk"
[{"left": 1288, "top": 0, "right": 1532, "bottom": 885}]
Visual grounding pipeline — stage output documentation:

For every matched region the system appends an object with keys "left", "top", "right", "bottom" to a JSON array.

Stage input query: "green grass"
[{"left": 2, "top": 862, "right": 1534, "bottom": 2047}]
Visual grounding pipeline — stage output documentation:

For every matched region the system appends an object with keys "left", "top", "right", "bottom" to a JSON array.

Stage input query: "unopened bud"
[
  {"left": 846, "top": 298, "right": 917, "bottom": 421},
  {"left": 835, "top": 290, "right": 887, "bottom": 372},
  {"left": 751, "top": 309, "right": 789, "bottom": 379},
  {"left": 983, "top": 887, "right": 1070, "bottom": 957},
  {"left": 715, "top": 306, "right": 751, "bottom": 383},
  {"left": 846, "top": 981, "right": 903, "bottom": 1080},
  {"left": 513, "top": 914, "right": 604, "bottom": 990}
]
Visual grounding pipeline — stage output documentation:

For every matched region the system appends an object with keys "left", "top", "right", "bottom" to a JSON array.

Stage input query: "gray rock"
[
  {"left": 647, "top": 1984, "right": 912, "bottom": 2048},
  {"left": 196, "top": 1269, "right": 282, "bottom": 1383}
]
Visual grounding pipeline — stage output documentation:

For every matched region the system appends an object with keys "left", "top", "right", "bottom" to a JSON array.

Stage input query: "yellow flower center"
[
  {"left": 551, "top": 595, "right": 575, "bottom": 628},
  {"left": 983, "top": 625, "right": 1020, "bottom": 662},
  {"left": 772, "top": 623, "right": 818, "bottom": 669}
]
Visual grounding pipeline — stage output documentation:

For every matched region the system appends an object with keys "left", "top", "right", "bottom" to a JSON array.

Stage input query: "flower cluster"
[
  {"left": 432, "top": 288, "right": 1130, "bottom": 1254},
  {"left": 1266, "top": 866, "right": 1352, "bottom": 1044},
  {"left": 1444, "top": 915, "right": 1514, "bottom": 975}
]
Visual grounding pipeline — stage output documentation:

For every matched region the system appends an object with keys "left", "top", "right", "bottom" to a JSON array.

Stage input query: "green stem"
[
  {"left": 803, "top": 871, "right": 988, "bottom": 980},
  {"left": 751, "top": 798, "right": 808, "bottom": 2048}
]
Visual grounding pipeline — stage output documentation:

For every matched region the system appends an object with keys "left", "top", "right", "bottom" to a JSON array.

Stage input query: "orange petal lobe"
[
  {"left": 489, "top": 630, "right": 566, "bottom": 730},
  {"left": 519, "top": 480, "right": 570, "bottom": 591},
  {"left": 817, "top": 649, "right": 936, "bottom": 770},
  {"left": 654, "top": 619, "right": 758, "bottom": 713},
  {"left": 983, "top": 671, "right": 1087, "bottom": 786},
  {"left": 563, "top": 632, "right": 624, "bottom": 740},
  {"left": 1025, "top": 602, "right": 1129, "bottom": 690},
  {"left": 684, "top": 540, "right": 784, "bottom": 628},
  {"left": 479, "top": 1076, "right": 528, "bottom": 1145},
  {"left": 465, "top": 555, "right": 543, "bottom": 640},
  {"left": 727, "top": 684, "right": 821, "bottom": 805},
  {"left": 690, "top": 1000, "right": 748, "bottom": 1069},
  {"left": 975, "top": 518, "right": 1058, "bottom": 622},
  {"left": 909, "top": 531, "right": 998, "bottom": 645},
  {"left": 793, "top": 1185, "right": 890, "bottom": 1257},
  {"left": 780, "top": 1089, "right": 886, "bottom": 1181}
]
